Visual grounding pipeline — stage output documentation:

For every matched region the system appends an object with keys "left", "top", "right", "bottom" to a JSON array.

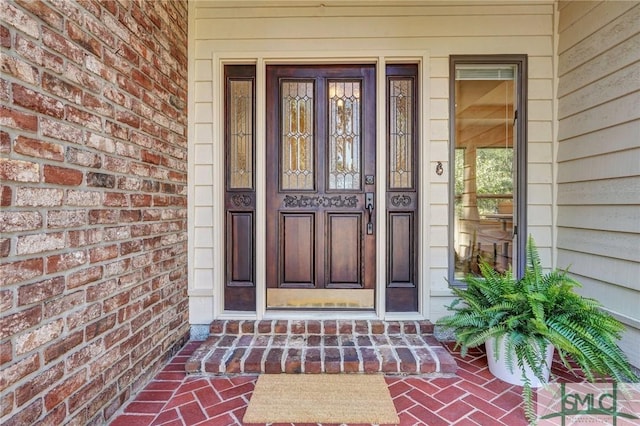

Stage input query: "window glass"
[
  {"left": 389, "top": 78, "right": 413, "bottom": 189},
  {"left": 328, "top": 80, "right": 361, "bottom": 190},
  {"left": 452, "top": 63, "right": 519, "bottom": 280},
  {"left": 229, "top": 80, "right": 253, "bottom": 189},
  {"left": 281, "top": 80, "right": 315, "bottom": 190}
]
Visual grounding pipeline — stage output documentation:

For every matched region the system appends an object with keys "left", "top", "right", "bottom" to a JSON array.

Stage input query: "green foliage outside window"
[{"left": 455, "top": 147, "right": 513, "bottom": 216}]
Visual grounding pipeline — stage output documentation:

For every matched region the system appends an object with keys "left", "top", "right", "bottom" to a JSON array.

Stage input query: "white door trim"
[{"left": 200, "top": 50, "right": 431, "bottom": 321}]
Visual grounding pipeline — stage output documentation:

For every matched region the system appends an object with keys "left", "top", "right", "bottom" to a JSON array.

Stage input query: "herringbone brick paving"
[{"left": 109, "top": 339, "right": 588, "bottom": 425}]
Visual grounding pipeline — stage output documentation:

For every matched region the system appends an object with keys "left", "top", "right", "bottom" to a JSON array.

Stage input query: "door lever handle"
[{"left": 365, "top": 192, "right": 374, "bottom": 235}]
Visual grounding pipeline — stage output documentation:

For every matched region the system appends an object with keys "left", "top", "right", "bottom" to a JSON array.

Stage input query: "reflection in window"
[
  {"left": 453, "top": 65, "right": 516, "bottom": 279},
  {"left": 282, "top": 81, "right": 314, "bottom": 190},
  {"left": 328, "top": 80, "right": 361, "bottom": 190},
  {"left": 476, "top": 148, "right": 513, "bottom": 215}
]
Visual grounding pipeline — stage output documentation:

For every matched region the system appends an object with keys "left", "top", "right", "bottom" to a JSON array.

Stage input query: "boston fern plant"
[{"left": 437, "top": 236, "right": 639, "bottom": 424}]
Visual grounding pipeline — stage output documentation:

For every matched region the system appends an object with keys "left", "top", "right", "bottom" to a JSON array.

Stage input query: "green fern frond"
[{"left": 522, "top": 381, "right": 535, "bottom": 424}]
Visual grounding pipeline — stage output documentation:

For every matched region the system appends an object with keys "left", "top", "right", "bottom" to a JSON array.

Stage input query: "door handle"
[{"left": 365, "top": 192, "right": 374, "bottom": 235}]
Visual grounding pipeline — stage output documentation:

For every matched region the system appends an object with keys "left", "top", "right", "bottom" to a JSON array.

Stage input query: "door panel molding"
[
  {"left": 327, "top": 213, "right": 362, "bottom": 287},
  {"left": 389, "top": 212, "right": 414, "bottom": 284},
  {"left": 228, "top": 212, "right": 254, "bottom": 284},
  {"left": 280, "top": 213, "right": 315, "bottom": 287}
]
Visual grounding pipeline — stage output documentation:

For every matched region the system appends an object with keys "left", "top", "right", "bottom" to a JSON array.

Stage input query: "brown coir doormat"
[{"left": 243, "top": 374, "right": 399, "bottom": 424}]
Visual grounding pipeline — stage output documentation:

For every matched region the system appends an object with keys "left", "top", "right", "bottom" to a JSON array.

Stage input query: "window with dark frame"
[{"left": 449, "top": 55, "right": 528, "bottom": 284}]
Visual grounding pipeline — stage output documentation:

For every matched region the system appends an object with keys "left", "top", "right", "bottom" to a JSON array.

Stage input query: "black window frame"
[{"left": 448, "top": 54, "right": 528, "bottom": 285}]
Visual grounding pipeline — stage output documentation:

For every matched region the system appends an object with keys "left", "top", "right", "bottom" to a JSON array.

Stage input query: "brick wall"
[{"left": 1, "top": 1, "right": 189, "bottom": 424}]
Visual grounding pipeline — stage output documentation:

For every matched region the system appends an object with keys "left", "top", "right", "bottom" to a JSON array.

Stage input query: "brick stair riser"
[{"left": 186, "top": 320, "right": 455, "bottom": 376}]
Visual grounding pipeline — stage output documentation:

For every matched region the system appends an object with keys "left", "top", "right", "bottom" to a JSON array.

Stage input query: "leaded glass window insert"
[
  {"left": 281, "top": 80, "right": 314, "bottom": 190},
  {"left": 389, "top": 78, "right": 413, "bottom": 189},
  {"left": 229, "top": 80, "right": 253, "bottom": 189},
  {"left": 328, "top": 80, "right": 361, "bottom": 190}
]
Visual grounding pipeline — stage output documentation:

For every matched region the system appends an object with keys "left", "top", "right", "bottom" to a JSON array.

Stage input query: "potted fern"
[{"left": 437, "top": 236, "right": 638, "bottom": 423}]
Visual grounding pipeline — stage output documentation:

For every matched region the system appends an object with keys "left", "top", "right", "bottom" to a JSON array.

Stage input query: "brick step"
[{"left": 185, "top": 320, "right": 457, "bottom": 376}]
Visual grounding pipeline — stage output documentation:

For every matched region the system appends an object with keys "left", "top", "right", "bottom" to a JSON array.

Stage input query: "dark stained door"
[{"left": 266, "top": 65, "right": 376, "bottom": 309}]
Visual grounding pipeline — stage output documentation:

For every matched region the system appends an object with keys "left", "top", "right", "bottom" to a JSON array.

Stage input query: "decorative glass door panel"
[
  {"left": 329, "top": 80, "right": 361, "bottom": 190},
  {"left": 266, "top": 65, "right": 376, "bottom": 310},
  {"left": 229, "top": 80, "right": 253, "bottom": 189},
  {"left": 389, "top": 79, "right": 413, "bottom": 189},
  {"left": 282, "top": 81, "right": 314, "bottom": 190}
]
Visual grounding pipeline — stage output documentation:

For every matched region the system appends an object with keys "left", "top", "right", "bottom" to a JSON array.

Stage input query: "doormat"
[{"left": 243, "top": 374, "right": 400, "bottom": 424}]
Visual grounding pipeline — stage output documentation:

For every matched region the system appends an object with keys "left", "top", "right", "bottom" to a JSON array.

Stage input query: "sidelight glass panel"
[
  {"left": 329, "top": 80, "right": 361, "bottom": 189},
  {"left": 229, "top": 80, "right": 253, "bottom": 189},
  {"left": 282, "top": 81, "right": 315, "bottom": 190},
  {"left": 452, "top": 64, "right": 517, "bottom": 280},
  {"left": 389, "top": 79, "right": 413, "bottom": 189}
]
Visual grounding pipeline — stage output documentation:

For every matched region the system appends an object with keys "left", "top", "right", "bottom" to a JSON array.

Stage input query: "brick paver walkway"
[{"left": 109, "top": 337, "right": 589, "bottom": 425}]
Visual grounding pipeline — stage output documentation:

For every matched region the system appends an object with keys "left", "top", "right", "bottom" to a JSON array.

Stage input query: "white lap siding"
[
  {"left": 188, "top": 1, "right": 555, "bottom": 322},
  {"left": 556, "top": 1, "right": 640, "bottom": 368}
]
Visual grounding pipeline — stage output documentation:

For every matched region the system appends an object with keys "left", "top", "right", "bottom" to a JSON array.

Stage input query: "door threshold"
[
  {"left": 262, "top": 310, "right": 379, "bottom": 321},
  {"left": 217, "top": 310, "right": 427, "bottom": 321},
  {"left": 266, "top": 288, "right": 375, "bottom": 310}
]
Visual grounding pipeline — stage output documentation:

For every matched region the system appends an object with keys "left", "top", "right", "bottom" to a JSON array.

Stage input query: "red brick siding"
[{"left": 1, "top": 1, "right": 189, "bottom": 424}]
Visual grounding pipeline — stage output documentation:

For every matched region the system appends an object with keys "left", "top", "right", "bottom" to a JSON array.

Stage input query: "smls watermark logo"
[{"left": 537, "top": 382, "right": 640, "bottom": 425}]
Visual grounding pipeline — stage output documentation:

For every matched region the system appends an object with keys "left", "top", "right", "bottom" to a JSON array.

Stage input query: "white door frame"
[{"left": 202, "top": 50, "right": 431, "bottom": 321}]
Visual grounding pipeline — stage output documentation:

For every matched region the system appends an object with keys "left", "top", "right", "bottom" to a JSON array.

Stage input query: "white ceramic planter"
[{"left": 485, "top": 336, "right": 554, "bottom": 388}]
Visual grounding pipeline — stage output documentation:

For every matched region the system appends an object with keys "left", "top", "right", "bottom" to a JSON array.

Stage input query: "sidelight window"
[
  {"left": 386, "top": 64, "right": 419, "bottom": 312},
  {"left": 223, "top": 65, "right": 257, "bottom": 311}
]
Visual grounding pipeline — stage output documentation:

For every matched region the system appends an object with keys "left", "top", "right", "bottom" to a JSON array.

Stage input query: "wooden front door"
[{"left": 266, "top": 65, "right": 376, "bottom": 309}]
